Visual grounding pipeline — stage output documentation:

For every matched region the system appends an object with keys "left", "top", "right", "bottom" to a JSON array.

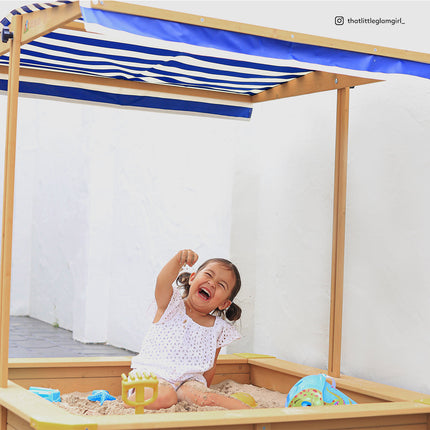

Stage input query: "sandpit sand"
[{"left": 57, "top": 380, "right": 287, "bottom": 416}]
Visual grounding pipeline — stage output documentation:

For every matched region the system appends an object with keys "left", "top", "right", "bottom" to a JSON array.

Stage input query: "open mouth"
[{"left": 198, "top": 287, "right": 211, "bottom": 301}]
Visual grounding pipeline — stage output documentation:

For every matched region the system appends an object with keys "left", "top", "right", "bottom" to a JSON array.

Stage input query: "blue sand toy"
[
  {"left": 286, "top": 374, "right": 357, "bottom": 407},
  {"left": 87, "top": 390, "right": 116, "bottom": 405},
  {"left": 29, "top": 387, "right": 61, "bottom": 402}
]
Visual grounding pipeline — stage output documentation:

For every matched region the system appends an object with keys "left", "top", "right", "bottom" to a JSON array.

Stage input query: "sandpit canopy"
[{"left": 1, "top": 0, "right": 428, "bottom": 120}]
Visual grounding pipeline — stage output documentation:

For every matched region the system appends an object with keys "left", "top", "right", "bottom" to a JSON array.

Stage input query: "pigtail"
[
  {"left": 176, "top": 272, "right": 191, "bottom": 296},
  {"left": 225, "top": 302, "right": 242, "bottom": 322}
]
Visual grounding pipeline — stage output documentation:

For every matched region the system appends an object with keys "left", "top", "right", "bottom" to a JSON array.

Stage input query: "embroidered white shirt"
[{"left": 131, "top": 287, "right": 241, "bottom": 386}]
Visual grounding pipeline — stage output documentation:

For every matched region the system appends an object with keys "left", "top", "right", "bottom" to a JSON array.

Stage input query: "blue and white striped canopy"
[{"left": 0, "top": 1, "right": 429, "bottom": 119}]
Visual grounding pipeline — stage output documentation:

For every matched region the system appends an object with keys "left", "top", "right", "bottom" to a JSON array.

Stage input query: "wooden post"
[
  {"left": 328, "top": 87, "right": 350, "bottom": 378},
  {"left": 0, "top": 407, "right": 6, "bottom": 430},
  {"left": 0, "top": 14, "right": 22, "bottom": 388}
]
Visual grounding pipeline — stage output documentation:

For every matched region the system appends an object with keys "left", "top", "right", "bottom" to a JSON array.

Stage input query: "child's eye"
[
  {"left": 205, "top": 272, "right": 212, "bottom": 277},
  {"left": 219, "top": 283, "right": 226, "bottom": 289}
]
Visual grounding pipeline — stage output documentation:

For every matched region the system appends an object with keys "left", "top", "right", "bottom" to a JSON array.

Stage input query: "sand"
[{"left": 57, "top": 380, "right": 287, "bottom": 416}]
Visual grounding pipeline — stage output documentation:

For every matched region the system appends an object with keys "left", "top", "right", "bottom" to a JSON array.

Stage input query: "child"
[{"left": 129, "top": 249, "right": 249, "bottom": 410}]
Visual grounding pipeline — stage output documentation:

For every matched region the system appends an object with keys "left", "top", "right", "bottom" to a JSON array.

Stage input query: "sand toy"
[
  {"left": 121, "top": 371, "right": 159, "bottom": 414},
  {"left": 231, "top": 392, "right": 257, "bottom": 408},
  {"left": 286, "top": 374, "right": 356, "bottom": 407},
  {"left": 87, "top": 390, "right": 116, "bottom": 406},
  {"left": 29, "top": 387, "right": 61, "bottom": 403}
]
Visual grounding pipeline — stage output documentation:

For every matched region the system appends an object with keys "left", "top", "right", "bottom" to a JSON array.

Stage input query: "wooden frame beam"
[
  {"left": 0, "top": 65, "right": 376, "bottom": 106},
  {"left": 0, "top": 1, "right": 81, "bottom": 57},
  {"left": 92, "top": 1, "right": 430, "bottom": 65},
  {"left": 3, "top": 0, "right": 430, "bottom": 66},
  {"left": 0, "top": 14, "right": 22, "bottom": 389},
  {"left": 61, "top": 20, "right": 86, "bottom": 32},
  {"left": 252, "top": 71, "right": 380, "bottom": 102},
  {"left": 328, "top": 87, "right": 350, "bottom": 378},
  {"left": 0, "top": 65, "right": 252, "bottom": 105},
  {"left": 20, "top": 1, "right": 81, "bottom": 46}
]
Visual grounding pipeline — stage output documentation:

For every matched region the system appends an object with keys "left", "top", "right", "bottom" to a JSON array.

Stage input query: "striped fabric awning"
[{"left": 0, "top": 1, "right": 429, "bottom": 119}]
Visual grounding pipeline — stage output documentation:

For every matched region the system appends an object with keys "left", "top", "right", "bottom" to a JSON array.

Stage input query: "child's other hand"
[{"left": 176, "top": 249, "right": 199, "bottom": 267}]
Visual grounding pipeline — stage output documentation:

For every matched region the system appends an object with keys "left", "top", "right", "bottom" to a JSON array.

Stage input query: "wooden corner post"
[
  {"left": 328, "top": 87, "right": 350, "bottom": 378},
  {"left": 0, "top": 14, "right": 22, "bottom": 388}
]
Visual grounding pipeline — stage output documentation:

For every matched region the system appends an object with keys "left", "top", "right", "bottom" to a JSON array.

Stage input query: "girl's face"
[{"left": 187, "top": 262, "right": 236, "bottom": 314}]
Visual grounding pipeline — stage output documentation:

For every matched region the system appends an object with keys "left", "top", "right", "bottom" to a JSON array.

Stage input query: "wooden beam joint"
[
  {"left": 20, "top": 1, "right": 81, "bottom": 46},
  {"left": 252, "top": 71, "right": 380, "bottom": 103}
]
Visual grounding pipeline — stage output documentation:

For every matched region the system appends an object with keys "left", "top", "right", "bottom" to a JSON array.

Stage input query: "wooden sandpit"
[{"left": 1, "top": 354, "right": 429, "bottom": 430}]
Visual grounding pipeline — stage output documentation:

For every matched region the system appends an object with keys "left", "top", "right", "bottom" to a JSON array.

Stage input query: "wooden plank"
[
  {"left": 0, "top": 3, "right": 80, "bottom": 57},
  {"left": 13, "top": 377, "right": 123, "bottom": 396},
  {"left": 9, "top": 360, "right": 130, "bottom": 396},
  {"left": 250, "top": 366, "right": 297, "bottom": 395},
  {"left": 11, "top": 373, "right": 247, "bottom": 395},
  {"left": 1, "top": 380, "right": 430, "bottom": 430},
  {"left": 19, "top": 2, "right": 81, "bottom": 46},
  {"left": 7, "top": 354, "right": 245, "bottom": 369},
  {"left": 9, "top": 364, "right": 131, "bottom": 379},
  {"left": 0, "top": 406, "right": 6, "bottom": 430},
  {"left": 211, "top": 373, "right": 250, "bottom": 385},
  {"left": 252, "top": 71, "right": 380, "bottom": 103},
  {"left": 214, "top": 363, "right": 250, "bottom": 375},
  {"left": 96, "top": 425, "right": 253, "bottom": 430},
  {"left": 0, "top": 382, "right": 96, "bottom": 429},
  {"left": 337, "top": 374, "right": 429, "bottom": 403},
  {"left": 8, "top": 356, "right": 132, "bottom": 369},
  {"left": 270, "top": 417, "right": 427, "bottom": 430},
  {"left": 328, "top": 87, "right": 350, "bottom": 378},
  {"left": 0, "top": 65, "right": 251, "bottom": 105},
  {"left": 91, "top": 402, "right": 430, "bottom": 429},
  {"left": 250, "top": 363, "right": 385, "bottom": 404},
  {"left": 92, "top": 1, "right": 430, "bottom": 65},
  {"left": 247, "top": 358, "right": 428, "bottom": 403},
  {"left": 217, "top": 354, "right": 250, "bottom": 365},
  {"left": 8, "top": 355, "right": 249, "bottom": 395},
  {"left": 0, "top": 40, "right": 11, "bottom": 58},
  {"left": 6, "top": 412, "right": 32, "bottom": 430},
  {"left": 248, "top": 358, "right": 326, "bottom": 378},
  {"left": 61, "top": 20, "right": 87, "bottom": 32},
  {"left": 0, "top": 14, "right": 22, "bottom": 389}
]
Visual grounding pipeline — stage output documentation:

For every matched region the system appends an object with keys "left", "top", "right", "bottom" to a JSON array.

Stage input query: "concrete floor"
[{"left": 9, "top": 316, "right": 136, "bottom": 358}]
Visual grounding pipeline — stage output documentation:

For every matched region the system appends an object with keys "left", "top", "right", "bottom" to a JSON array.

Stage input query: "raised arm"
[{"left": 153, "top": 250, "right": 198, "bottom": 322}]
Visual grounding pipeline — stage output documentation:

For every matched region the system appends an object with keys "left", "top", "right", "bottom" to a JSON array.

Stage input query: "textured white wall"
[
  {"left": 230, "top": 75, "right": 430, "bottom": 397},
  {"left": 4, "top": 99, "right": 240, "bottom": 350},
  {"left": 1, "top": 1, "right": 429, "bottom": 395}
]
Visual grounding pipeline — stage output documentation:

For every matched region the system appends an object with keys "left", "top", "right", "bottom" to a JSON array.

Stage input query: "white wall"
[
  {"left": 3, "top": 98, "right": 240, "bottom": 347},
  {"left": 230, "top": 75, "right": 430, "bottom": 396},
  {"left": 1, "top": 1, "right": 429, "bottom": 395}
]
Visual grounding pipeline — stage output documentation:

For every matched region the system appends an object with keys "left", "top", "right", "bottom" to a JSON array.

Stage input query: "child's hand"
[{"left": 176, "top": 249, "right": 199, "bottom": 267}]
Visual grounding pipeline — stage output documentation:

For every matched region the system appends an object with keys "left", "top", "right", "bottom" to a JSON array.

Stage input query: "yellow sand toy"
[
  {"left": 121, "top": 371, "right": 159, "bottom": 414},
  {"left": 231, "top": 392, "right": 257, "bottom": 408}
]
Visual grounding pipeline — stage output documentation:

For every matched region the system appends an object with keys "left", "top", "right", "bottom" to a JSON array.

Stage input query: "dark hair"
[{"left": 176, "top": 258, "right": 242, "bottom": 322}]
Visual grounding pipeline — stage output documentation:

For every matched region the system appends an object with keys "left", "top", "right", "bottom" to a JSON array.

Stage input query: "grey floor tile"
[{"left": 9, "top": 316, "right": 136, "bottom": 358}]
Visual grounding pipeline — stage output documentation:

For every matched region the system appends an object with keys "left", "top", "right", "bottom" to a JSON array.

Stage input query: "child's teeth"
[{"left": 200, "top": 288, "right": 210, "bottom": 298}]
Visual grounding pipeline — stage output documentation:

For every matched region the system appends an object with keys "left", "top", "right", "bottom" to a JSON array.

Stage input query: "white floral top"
[{"left": 131, "top": 287, "right": 241, "bottom": 387}]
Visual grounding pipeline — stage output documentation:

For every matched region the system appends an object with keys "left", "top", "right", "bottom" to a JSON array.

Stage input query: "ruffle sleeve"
[
  {"left": 157, "top": 287, "right": 184, "bottom": 324},
  {"left": 216, "top": 319, "right": 241, "bottom": 349}
]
